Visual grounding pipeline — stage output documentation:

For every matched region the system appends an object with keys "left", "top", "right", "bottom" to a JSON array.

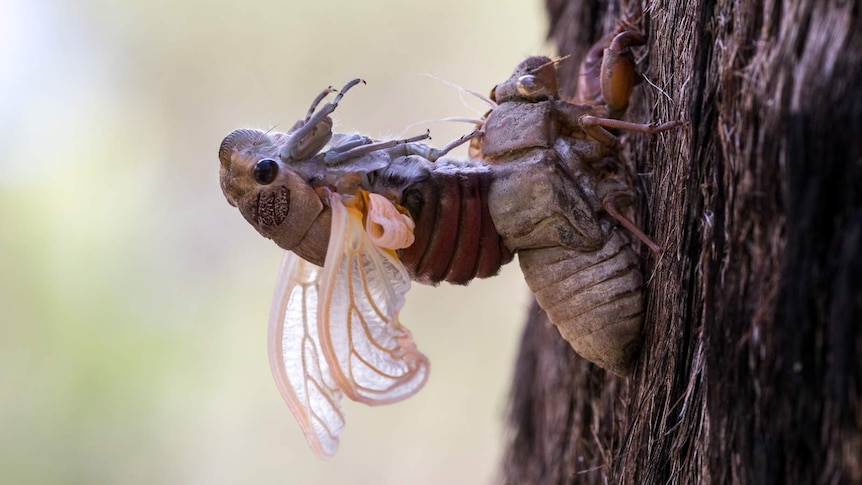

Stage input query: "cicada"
[
  {"left": 219, "top": 79, "right": 508, "bottom": 457},
  {"left": 465, "top": 26, "right": 679, "bottom": 377},
  {"left": 218, "top": 26, "right": 678, "bottom": 457}
]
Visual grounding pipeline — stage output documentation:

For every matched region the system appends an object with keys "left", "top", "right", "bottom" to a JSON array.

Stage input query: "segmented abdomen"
[
  {"left": 517, "top": 230, "right": 643, "bottom": 375},
  {"left": 397, "top": 169, "right": 513, "bottom": 285}
]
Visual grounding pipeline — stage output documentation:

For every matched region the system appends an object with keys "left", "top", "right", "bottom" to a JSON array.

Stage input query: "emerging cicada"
[
  {"left": 219, "top": 79, "right": 507, "bottom": 457},
  {"left": 218, "top": 26, "right": 678, "bottom": 457}
]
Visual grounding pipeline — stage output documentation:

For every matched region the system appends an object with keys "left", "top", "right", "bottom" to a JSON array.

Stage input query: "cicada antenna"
[
  {"left": 527, "top": 54, "right": 573, "bottom": 74},
  {"left": 554, "top": 54, "right": 572, "bottom": 65},
  {"left": 420, "top": 73, "right": 497, "bottom": 111}
]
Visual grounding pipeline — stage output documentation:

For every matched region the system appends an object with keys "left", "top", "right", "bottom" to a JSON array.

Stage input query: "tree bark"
[{"left": 501, "top": 1, "right": 862, "bottom": 483}]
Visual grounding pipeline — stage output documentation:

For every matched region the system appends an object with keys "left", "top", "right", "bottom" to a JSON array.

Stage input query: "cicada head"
[
  {"left": 219, "top": 128, "right": 330, "bottom": 265},
  {"left": 492, "top": 56, "right": 559, "bottom": 104}
]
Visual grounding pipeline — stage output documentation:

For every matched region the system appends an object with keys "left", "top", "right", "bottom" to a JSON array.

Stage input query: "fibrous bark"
[{"left": 502, "top": 1, "right": 862, "bottom": 483}]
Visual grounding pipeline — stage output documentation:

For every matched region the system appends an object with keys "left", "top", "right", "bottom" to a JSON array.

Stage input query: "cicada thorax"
[{"left": 369, "top": 156, "right": 513, "bottom": 285}]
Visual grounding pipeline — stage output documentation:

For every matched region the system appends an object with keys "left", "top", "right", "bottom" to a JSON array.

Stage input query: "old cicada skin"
[
  {"left": 468, "top": 26, "right": 679, "bottom": 376},
  {"left": 218, "top": 25, "right": 678, "bottom": 457}
]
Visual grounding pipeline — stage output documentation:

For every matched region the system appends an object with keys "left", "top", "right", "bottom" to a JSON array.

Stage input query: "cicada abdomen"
[
  {"left": 517, "top": 231, "right": 643, "bottom": 375},
  {"left": 369, "top": 157, "right": 513, "bottom": 285}
]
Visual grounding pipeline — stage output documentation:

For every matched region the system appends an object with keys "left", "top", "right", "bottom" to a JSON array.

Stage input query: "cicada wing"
[
  {"left": 318, "top": 192, "right": 429, "bottom": 405},
  {"left": 267, "top": 251, "right": 345, "bottom": 458}
]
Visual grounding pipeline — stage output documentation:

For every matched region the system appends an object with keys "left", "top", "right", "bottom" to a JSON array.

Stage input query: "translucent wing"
[
  {"left": 267, "top": 251, "right": 345, "bottom": 458},
  {"left": 318, "top": 192, "right": 429, "bottom": 405}
]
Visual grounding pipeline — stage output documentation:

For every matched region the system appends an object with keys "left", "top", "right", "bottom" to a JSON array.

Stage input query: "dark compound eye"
[
  {"left": 253, "top": 159, "right": 279, "bottom": 185},
  {"left": 516, "top": 75, "right": 545, "bottom": 97}
]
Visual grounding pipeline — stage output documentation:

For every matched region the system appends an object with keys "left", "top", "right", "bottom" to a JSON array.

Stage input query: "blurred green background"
[{"left": 0, "top": 0, "right": 546, "bottom": 483}]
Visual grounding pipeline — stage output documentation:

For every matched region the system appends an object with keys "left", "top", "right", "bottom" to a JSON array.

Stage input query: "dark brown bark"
[{"left": 501, "top": 0, "right": 862, "bottom": 483}]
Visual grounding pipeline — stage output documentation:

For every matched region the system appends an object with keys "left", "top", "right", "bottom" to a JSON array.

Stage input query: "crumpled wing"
[
  {"left": 318, "top": 192, "right": 429, "bottom": 405},
  {"left": 267, "top": 251, "right": 345, "bottom": 458}
]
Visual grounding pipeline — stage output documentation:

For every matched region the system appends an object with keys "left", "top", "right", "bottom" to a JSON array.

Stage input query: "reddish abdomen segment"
[
  {"left": 398, "top": 171, "right": 513, "bottom": 285},
  {"left": 517, "top": 230, "right": 643, "bottom": 375}
]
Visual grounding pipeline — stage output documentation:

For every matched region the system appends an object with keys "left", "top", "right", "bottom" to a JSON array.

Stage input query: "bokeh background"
[{"left": 1, "top": 0, "right": 548, "bottom": 484}]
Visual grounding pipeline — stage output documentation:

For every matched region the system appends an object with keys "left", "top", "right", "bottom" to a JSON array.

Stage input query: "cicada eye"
[
  {"left": 516, "top": 75, "right": 545, "bottom": 97},
  {"left": 253, "top": 159, "right": 279, "bottom": 185}
]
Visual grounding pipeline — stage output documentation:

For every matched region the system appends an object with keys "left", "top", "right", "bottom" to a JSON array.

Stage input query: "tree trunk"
[{"left": 501, "top": 1, "right": 862, "bottom": 483}]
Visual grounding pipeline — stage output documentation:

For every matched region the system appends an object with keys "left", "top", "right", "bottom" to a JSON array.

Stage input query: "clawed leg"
[
  {"left": 421, "top": 129, "right": 483, "bottom": 161},
  {"left": 281, "top": 79, "right": 365, "bottom": 160},
  {"left": 285, "top": 85, "right": 337, "bottom": 132},
  {"left": 581, "top": 116, "right": 682, "bottom": 134},
  {"left": 579, "top": 115, "right": 682, "bottom": 149},
  {"left": 323, "top": 130, "right": 432, "bottom": 165},
  {"left": 326, "top": 128, "right": 482, "bottom": 165},
  {"left": 600, "top": 30, "right": 646, "bottom": 119},
  {"left": 575, "top": 21, "right": 643, "bottom": 112},
  {"left": 326, "top": 133, "right": 376, "bottom": 153},
  {"left": 602, "top": 192, "right": 661, "bottom": 253},
  {"left": 305, "top": 86, "right": 338, "bottom": 121}
]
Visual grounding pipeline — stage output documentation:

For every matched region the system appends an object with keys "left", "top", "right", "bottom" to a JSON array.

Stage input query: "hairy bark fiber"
[{"left": 502, "top": 0, "right": 862, "bottom": 483}]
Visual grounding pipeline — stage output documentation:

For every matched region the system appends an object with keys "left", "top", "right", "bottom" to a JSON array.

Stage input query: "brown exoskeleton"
[
  {"left": 469, "top": 26, "right": 678, "bottom": 376},
  {"left": 219, "top": 78, "right": 509, "bottom": 283},
  {"left": 218, "top": 25, "right": 677, "bottom": 457}
]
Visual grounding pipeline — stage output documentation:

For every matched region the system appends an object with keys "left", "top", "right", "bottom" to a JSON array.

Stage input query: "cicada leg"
[
  {"left": 324, "top": 128, "right": 482, "bottom": 165},
  {"left": 376, "top": 128, "right": 481, "bottom": 162},
  {"left": 599, "top": 29, "right": 646, "bottom": 119},
  {"left": 602, "top": 192, "right": 662, "bottom": 253},
  {"left": 284, "top": 85, "right": 337, "bottom": 132},
  {"left": 304, "top": 86, "right": 338, "bottom": 121},
  {"left": 575, "top": 21, "right": 642, "bottom": 107},
  {"left": 323, "top": 130, "right": 431, "bottom": 165},
  {"left": 578, "top": 115, "right": 683, "bottom": 149},
  {"left": 419, "top": 129, "right": 482, "bottom": 161},
  {"left": 281, "top": 79, "right": 365, "bottom": 160}
]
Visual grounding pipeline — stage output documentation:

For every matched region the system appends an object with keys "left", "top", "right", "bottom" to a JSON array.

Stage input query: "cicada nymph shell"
[
  {"left": 517, "top": 231, "right": 643, "bottom": 374},
  {"left": 472, "top": 29, "right": 678, "bottom": 376}
]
